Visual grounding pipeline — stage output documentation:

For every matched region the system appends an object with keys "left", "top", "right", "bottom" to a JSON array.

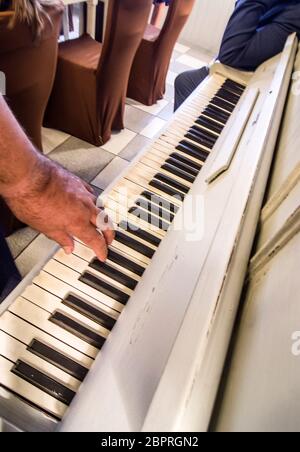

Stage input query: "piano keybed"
[{"left": 0, "top": 73, "right": 246, "bottom": 427}]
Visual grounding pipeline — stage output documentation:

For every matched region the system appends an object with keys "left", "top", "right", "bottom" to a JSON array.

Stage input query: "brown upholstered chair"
[
  {"left": 0, "top": 6, "right": 63, "bottom": 237},
  {"left": 45, "top": 0, "right": 153, "bottom": 146},
  {"left": 127, "top": 0, "right": 195, "bottom": 106}
]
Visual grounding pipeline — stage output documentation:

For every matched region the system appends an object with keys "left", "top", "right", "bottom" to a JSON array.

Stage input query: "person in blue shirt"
[{"left": 175, "top": 0, "right": 300, "bottom": 110}]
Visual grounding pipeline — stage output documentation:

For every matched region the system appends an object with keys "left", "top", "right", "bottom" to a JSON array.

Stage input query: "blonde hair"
[{"left": 1, "top": 0, "right": 62, "bottom": 38}]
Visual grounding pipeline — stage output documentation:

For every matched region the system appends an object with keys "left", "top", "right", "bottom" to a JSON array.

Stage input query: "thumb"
[{"left": 48, "top": 231, "right": 75, "bottom": 255}]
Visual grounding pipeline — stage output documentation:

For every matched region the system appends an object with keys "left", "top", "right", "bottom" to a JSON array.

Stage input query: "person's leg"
[
  {"left": 151, "top": 3, "right": 165, "bottom": 27},
  {"left": 0, "top": 229, "right": 21, "bottom": 302},
  {"left": 174, "top": 66, "right": 209, "bottom": 111}
]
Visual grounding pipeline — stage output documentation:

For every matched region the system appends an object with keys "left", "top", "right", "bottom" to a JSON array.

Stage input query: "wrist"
[{"left": 1, "top": 154, "right": 55, "bottom": 201}]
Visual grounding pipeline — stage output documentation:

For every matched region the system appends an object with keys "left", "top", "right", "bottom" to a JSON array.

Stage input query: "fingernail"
[
  {"left": 97, "top": 210, "right": 114, "bottom": 230},
  {"left": 63, "top": 246, "right": 73, "bottom": 255}
]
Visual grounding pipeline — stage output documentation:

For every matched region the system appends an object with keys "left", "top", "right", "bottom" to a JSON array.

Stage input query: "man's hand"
[
  {"left": 2, "top": 157, "right": 115, "bottom": 262},
  {"left": 0, "top": 95, "right": 114, "bottom": 261}
]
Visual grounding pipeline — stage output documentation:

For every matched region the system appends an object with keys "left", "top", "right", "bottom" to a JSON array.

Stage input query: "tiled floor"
[{"left": 7, "top": 43, "right": 213, "bottom": 278}]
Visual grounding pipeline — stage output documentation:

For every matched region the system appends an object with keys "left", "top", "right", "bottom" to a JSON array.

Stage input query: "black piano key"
[
  {"left": 211, "top": 96, "right": 235, "bottom": 113},
  {"left": 190, "top": 125, "right": 217, "bottom": 142},
  {"left": 79, "top": 272, "right": 130, "bottom": 305},
  {"left": 222, "top": 80, "right": 244, "bottom": 96},
  {"left": 119, "top": 220, "right": 162, "bottom": 247},
  {"left": 120, "top": 220, "right": 162, "bottom": 246},
  {"left": 222, "top": 84, "right": 244, "bottom": 98},
  {"left": 213, "top": 94, "right": 236, "bottom": 108},
  {"left": 218, "top": 84, "right": 241, "bottom": 96},
  {"left": 51, "top": 310, "right": 106, "bottom": 349},
  {"left": 114, "top": 230, "right": 155, "bottom": 259},
  {"left": 89, "top": 259, "right": 138, "bottom": 290},
  {"left": 135, "top": 199, "right": 175, "bottom": 223},
  {"left": 176, "top": 143, "right": 207, "bottom": 162},
  {"left": 64, "top": 293, "right": 116, "bottom": 331},
  {"left": 177, "top": 141, "right": 209, "bottom": 162},
  {"left": 186, "top": 129, "right": 216, "bottom": 147},
  {"left": 216, "top": 88, "right": 240, "bottom": 104},
  {"left": 108, "top": 249, "right": 145, "bottom": 277},
  {"left": 170, "top": 152, "right": 202, "bottom": 172},
  {"left": 206, "top": 104, "right": 231, "bottom": 121},
  {"left": 202, "top": 108, "right": 227, "bottom": 125},
  {"left": 161, "top": 163, "right": 195, "bottom": 184},
  {"left": 149, "top": 179, "right": 185, "bottom": 202},
  {"left": 28, "top": 339, "right": 88, "bottom": 382},
  {"left": 154, "top": 173, "right": 190, "bottom": 195},
  {"left": 141, "top": 191, "right": 179, "bottom": 214},
  {"left": 185, "top": 131, "right": 214, "bottom": 150},
  {"left": 196, "top": 116, "right": 223, "bottom": 134},
  {"left": 166, "top": 157, "right": 199, "bottom": 177},
  {"left": 128, "top": 207, "right": 170, "bottom": 231},
  {"left": 207, "top": 102, "right": 231, "bottom": 117},
  {"left": 12, "top": 360, "right": 76, "bottom": 406},
  {"left": 223, "top": 78, "right": 245, "bottom": 91}
]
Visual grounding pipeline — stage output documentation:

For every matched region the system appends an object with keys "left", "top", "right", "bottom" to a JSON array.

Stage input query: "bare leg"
[{"left": 150, "top": 4, "right": 165, "bottom": 27}]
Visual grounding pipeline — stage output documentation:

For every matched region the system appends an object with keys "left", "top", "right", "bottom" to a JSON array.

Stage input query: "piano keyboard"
[{"left": 0, "top": 74, "right": 245, "bottom": 422}]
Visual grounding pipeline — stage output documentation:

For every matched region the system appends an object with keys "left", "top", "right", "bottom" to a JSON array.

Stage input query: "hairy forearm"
[
  {"left": 0, "top": 96, "right": 52, "bottom": 198},
  {"left": 0, "top": 100, "right": 113, "bottom": 261}
]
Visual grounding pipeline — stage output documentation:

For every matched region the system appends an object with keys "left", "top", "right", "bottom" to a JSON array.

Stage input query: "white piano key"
[
  {"left": 106, "top": 192, "right": 171, "bottom": 230},
  {"left": 143, "top": 148, "right": 201, "bottom": 172},
  {"left": 154, "top": 139, "right": 207, "bottom": 164},
  {"left": 113, "top": 171, "right": 182, "bottom": 204},
  {"left": 141, "top": 152, "right": 170, "bottom": 168},
  {"left": 73, "top": 240, "right": 144, "bottom": 281},
  {"left": 126, "top": 163, "right": 190, "bottom": 195},
  {"left": 200, "top": 109, "right": 228, "bottom": 126},
  {"left": 152, "top": 143, "right": 205, "bottom": 167},
  {"left": 8, "top": 298, "right": 99, "bottom": 358},
  {"left": 181, "top": 104, "right": 203, "bottom": 117},
  {"left": 0, "top": 331, "right": 81, "bottom": 391},
  {"left": 73, "top": 224, "right": 152, "bottom": 266},
  {"left": 0, "top": 355, "right": 67, "bottom": 419},
  {"left": 170, "top": 119, "right": 220, "bottom": 139},
  {"left": 109, "top": 184, "right": 176, "bottom": 221},
  {"left": 103, "top": 209, "right": 163, "bottom": 249},
  {"left": 161, "top": 131, "right": 212, "bottom": 154},
  {"left": 135, "top": 161, "right": 194, "bottom": 188},
  {"left": 125, "top": 171, "right": 186, "bottom": 202},
  {"left": 42, "top": 260, "right": 126, "bottom": 313},
  {"left": 110, "top": 240, "right": 151, "bottom": 266},
  {"left": 115, "top": 176, "right": 183, "bottom": 209},
  {"left": 174, "top": 117, "right": 221, "bottom": 137},
  {"left": 140, "top": 155, "right": 197, "bottom": 181},
  {"left": 22, "top": 281, "right": 111, "bottom": 338},
  {"left": 32, "top": 271, "right": 120, "bottom": 319},
  {"left": 176, "top": 109, "right": 200, "bottom": 122},
  {"left": 105, "top": 198, "right": 166, "bottom": 238},
  {"left": 74, "top": 238, "right": 148, "bottom": 271},
  {"left": 114, "top": 220, "right": 162, "bottom": 251},
  {"left": 53, "top": 250, "right": 134, "bottom": 297},
  {"left": 0, "top": 311, "right": 93, "bottom": 369}
]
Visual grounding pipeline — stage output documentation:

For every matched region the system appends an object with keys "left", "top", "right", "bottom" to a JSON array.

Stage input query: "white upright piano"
[{"left": 0, "top": 34, "right": 299, "bottom": 432}]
